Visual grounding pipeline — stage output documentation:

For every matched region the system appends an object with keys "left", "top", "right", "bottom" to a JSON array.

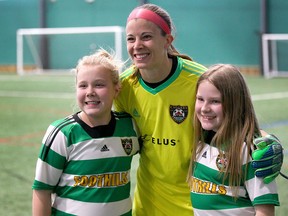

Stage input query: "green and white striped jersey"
[
  {"left": 190, "top": 139, "right": 279, "bottom": 216},
  {"left": 33, "top": 112, "right": 140, "bottom": 216}
]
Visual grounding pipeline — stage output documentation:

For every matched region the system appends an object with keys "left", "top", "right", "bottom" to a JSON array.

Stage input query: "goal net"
[
  {"left": 262, "top": 34, "right": 288, "bottom": 78},
  {"left": 16, "top": 26, "right": 125, "bottom": 75}
]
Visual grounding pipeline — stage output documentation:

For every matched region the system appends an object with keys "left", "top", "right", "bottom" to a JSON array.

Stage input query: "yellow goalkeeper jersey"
[{"left": 114, "top": 57, "right": 206, "bottom": 216}]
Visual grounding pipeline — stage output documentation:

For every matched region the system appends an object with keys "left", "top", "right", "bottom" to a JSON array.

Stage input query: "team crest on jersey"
[
  {"left": 216, "top": 153, "right": 228, "bottom": 172},
  {"left": 121, "top": 138, "right": 133, "bottom": 155},
  {"left": 169, "top": 105, "right": 188, "bottom": 124}
]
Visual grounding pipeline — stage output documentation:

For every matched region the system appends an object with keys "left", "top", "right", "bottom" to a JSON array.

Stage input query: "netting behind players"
[
  {"left": 16, "top": 26, "right": 125, "bottom": 75},
  {"left": 262, "top": 34, "right": 288, "bottom": 78}
]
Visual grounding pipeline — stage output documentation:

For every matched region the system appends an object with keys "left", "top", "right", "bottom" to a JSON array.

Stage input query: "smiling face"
[
  {"left": 76, "top": 64, "right": 119, "bottom": 126},
  {"left": 195, "top": 80, "right": 224, "bottom": 132},
  {"left": 126, "top": 18, "right": 173, "bottom": 71}
]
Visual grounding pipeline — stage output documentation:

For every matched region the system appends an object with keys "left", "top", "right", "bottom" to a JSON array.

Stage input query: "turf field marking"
[
  {"left": 252, "top": 92, "right": 288, "bottom": 101},
  {"left": 0, "top": 91, "right": 74, "bottom": 99},
  {"left": 0, "top": 75, "right": 73, "bottom": 82},
  {"left": 0, "top": 132, "right": 44, "bottom": 146},
  {"left": 0, "top": 91, "right": 288, "bottom": 100},
  {"left": 261, "top": 120, "right": 288, "bottom": 129}
]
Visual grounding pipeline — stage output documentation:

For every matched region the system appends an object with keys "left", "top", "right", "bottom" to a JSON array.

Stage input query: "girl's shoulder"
[
  {"left": 50, "top": 114, "right": 76, "bottom": 128},
  {"left": 113, "top": 111, "right": 132, "bottom": 119}
]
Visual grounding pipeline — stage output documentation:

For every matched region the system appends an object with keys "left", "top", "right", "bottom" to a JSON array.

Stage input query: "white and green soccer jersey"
[
  {"left": 32, "top": 112, "right": 139, "bottom": 216},
  {"left": 190, "top": 140, "right": 280, "bottom": 216},
  {"left": 114, "top": 57, "right": 206, "bottom": 216}
]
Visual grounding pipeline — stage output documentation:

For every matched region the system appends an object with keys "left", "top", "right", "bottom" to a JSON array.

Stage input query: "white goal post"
[
  {"left": 16, "top": 26, "right": 125, "bottom": 75},
  {"left": 262, "top": 33, "right": 288, "bottom": 78}
]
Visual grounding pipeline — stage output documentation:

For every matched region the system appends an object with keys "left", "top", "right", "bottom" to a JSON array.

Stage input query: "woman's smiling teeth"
[
  {"left": 85, "top": 101, "right": 100, "bottom": 105},
  {"left": 135, "top": 53, "right": 148, "bottom": 59},
  {"left": 202, "top": 115, "right": 214, "bottom": 120}
]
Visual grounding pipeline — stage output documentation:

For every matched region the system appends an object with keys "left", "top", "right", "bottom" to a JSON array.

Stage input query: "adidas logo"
[
  {"left": 202, "top": 151, "right": 207, "bottom": 158},
  {"left": 100, "top": 145, "right": 110, "bottom": 152},
  {"left": 132, "top": 108, "right": 140, "bottom": 117}
]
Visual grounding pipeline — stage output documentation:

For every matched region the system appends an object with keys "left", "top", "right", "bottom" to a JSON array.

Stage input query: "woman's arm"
[
  {"left": 255, "top": 204, "right": 274, "bottom": 216},
  {"left": 32, "top": 190, "right": 52, "bottom": 216}
]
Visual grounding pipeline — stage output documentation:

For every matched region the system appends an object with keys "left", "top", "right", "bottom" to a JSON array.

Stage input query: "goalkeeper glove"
[{"left": 252, "top": 134, "right": 283, "bottom": 184}]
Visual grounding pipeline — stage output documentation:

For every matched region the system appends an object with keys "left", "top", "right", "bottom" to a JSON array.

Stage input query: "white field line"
[
  {"left": 0, "top": 75, "right": 73, "bottom": 82},
  {"left": 252, "top": 92, "right": 288, "bottom": 101},
  {"left": 0, "top": 91, "right": 288, "bottom": 100},
  {"left": 0, "top": 91, "right": 74, "bottom": 99}
]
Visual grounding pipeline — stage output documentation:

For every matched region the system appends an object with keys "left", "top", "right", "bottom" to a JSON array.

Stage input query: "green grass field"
[{"left": 0, "top": 74, "right": 287, "bottom": 215}]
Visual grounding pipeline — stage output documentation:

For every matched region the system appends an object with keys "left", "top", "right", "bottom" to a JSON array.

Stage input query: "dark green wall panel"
[{"left": 1, "top": 0, "right": 287, "bottom": 70}]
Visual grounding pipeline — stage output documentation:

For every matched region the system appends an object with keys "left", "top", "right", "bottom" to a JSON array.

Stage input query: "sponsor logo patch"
[
  {"left": 216, "top": 153, "right": 227, "bottom": 171},
  {"left": 121, "top": 138, "right": 133, "bottom": 155},
  {"left": 169, "top": 105, "right": 188, "bottom": 124}
]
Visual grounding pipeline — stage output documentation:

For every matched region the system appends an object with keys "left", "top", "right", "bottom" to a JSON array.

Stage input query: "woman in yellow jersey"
[{"left": 114, "top": 3, "right": 283, "bottom": 215}]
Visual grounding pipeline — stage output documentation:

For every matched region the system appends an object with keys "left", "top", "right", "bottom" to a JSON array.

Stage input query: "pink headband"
[{"left": 127, "top": 8, "right": 171, "bottom": 34}]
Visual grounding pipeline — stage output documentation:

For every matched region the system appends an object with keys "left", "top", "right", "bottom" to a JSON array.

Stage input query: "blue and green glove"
[{"left": 252, "top": 134, "right": 283, "bottom": 184}]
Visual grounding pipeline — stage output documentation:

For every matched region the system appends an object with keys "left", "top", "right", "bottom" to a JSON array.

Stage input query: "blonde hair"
[
  {"left": 75, "top": 48, "right": 123, "bottom": 85},
  {"left": 190, "top": 64, "right": 260, "bottom": 197}
]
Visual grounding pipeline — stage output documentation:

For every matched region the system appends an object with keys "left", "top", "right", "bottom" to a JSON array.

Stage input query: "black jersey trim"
[
  {"left": 74, "top": 112, "right": 117, "bottom": 138},
  {"left": 41, "top": 115, "right": 76, "bottom": 161},
  {"left": 114, "top": 111, "right": 132, "bottom": 119}
]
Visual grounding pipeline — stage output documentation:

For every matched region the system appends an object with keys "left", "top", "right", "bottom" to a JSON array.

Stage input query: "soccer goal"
[
  {"left": 262, "top": 34, "right": 288, "bottom": 78},
  {"left": 16, "top": 26, "right": 125, "bottom": 75}
]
